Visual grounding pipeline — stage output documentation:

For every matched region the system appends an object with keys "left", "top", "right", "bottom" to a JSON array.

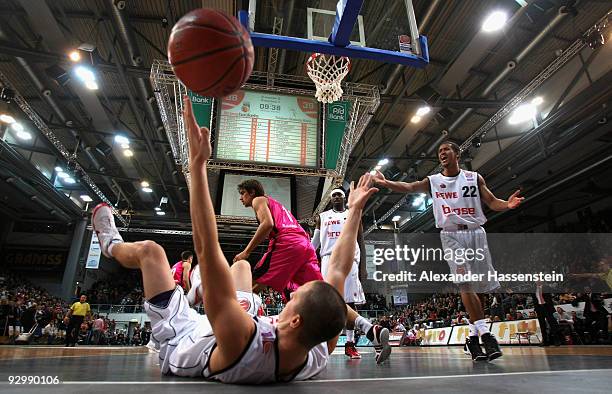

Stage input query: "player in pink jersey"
[
  {"left": 233, "top": 180, "right": 323, "bottom": 298},
  {"left": 170, "top": 250, "right": 193, "bottom": 293}
]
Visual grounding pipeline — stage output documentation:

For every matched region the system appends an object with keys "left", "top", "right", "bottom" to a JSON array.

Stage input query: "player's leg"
[
  {"left": 349, "top": 306, "right": 391, "bottom": 364},
  {"left": 231, "top": 260, "right": 253, "bottom": 292},
  {"left": 92, "top": 203, "right": 175, "bottom": 299},
  {"left": 344, "top": 302, "right": 360, "bottom": 359}
]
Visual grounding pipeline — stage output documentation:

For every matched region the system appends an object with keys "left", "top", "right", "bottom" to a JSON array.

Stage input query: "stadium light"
[
  {"left": 69, "top": 50, "right": 81, "bottom": 62},
  {"left": 416, "top": 106, "right": 431, "bottom": 116},
  {"left": 410, "top": 115, "right": 422, "bottom": 124},
  {"left": 377, "top": 158, "right": 389, "bottom": 166},
  {"left": 0, "top": 114, "right": 15, "bottom": 124},
  {"left": 156, "top": 211, "right": 166, "bottom": 216},
  {"left": 80, "top": 195, "right": 93, "bottom": 202},
  {"left": 114, "top": 135, "right": 130, "bottom": 145},
  {"left": 392, "top": 215, "right": 401, "bottom": 222},
  {"left": 508, "top": 103, "right": 537, "bottom": 125},
  {"left": 482, "top": 11, "right": 508, "bottom": 32},
  {"left": 123, "top": 149, "right": 134, "bottom": 157}
]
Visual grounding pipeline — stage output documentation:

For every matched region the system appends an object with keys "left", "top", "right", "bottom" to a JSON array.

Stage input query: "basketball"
[{"left": 168, "top": 8, "right": 254, "bottom": 97}]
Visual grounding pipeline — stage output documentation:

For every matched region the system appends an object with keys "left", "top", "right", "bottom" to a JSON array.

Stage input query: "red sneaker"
[{"left": 345, "top": 341, "right": 362, "bottom": 359}]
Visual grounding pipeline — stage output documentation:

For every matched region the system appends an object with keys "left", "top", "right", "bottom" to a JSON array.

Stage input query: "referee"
[{"left": 65, "top": 294, "right": 91, "bottom": 347}]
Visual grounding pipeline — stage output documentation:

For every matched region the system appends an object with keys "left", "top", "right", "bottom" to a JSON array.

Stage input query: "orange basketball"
[{"left": 168, "top": 9, "right": 254, "bottom": 97}]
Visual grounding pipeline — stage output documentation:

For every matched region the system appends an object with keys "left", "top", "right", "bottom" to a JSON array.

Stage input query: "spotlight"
[
  {"left": 16, "top": 130, "right": 32, "bottom": 140},
  {"left": 0, "top": 114, "right": 15, "bottom": 124},
  {"left": 11, "top": 123, "right": 24, "bottom": 132},
  {"left": 377, "top": 158, "right": 389, "bottom": 166},
  {"left": 57, "top": 172, "right": 70, "bottom": 179},
  {"left": 531, "top": 96, "right": 544, "bottom": 106},
  {"left": 69, "top": 50, "right": 81, "bottom": 62},
  {"left": 55, "top": 167, "right": 64, "bottom": 172},
  {"left": 123, "top": 149, "right": 134, "bottom": 157},
  {"left": 410, "top": 115, "right": 422, "bottom": 124},
  {"left": 63, "top": 177, "right": 76, "bottom": 184},
  {"left": 154, "top": 206, "right": 161, "bottom": 211},
  {"left": 156, "top": 211, "right": 166, "bottom": 216},
  {"left": 120, "top": 143, "right": 130, "bottom": 149},
  {"left": 412, "top": 195, "right": 425, "bottom": 207},
  {"left": 369, "top": 170, "right": 377, "bottom": 176},
  {"left": 392, "top": 215, "right": 401, "bottom": 222},
  {"left": 482, "top": 11, "right": 508, "bottom": 32},
  {"left": 416, "top": 106, "right": 431, "bottom": 116},
  {"left": 508, "top": 103, "right": 537, "bottom": 125},
  {"left": 80, "top": 195, "right": 93, "bottom": 202},
  {"left": 114, "top": 135, "right": 130, "bottom": 145},
  {"left": 141, "top": 181, "right": 150, "bottom": 188},
  {"left": 142, "top": 187, "right": 153, "bottom": 193},
  {"left": 374, "top": 165, "right": 382, "bottom": 170},
  {"left": 74, "top": 66, "right": 95, "bottom": 82},
  {"left": 84, "top": 80, "right": 99, "bottom": 90}
]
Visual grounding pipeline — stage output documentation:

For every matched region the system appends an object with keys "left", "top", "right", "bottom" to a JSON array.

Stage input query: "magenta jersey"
[
  {"left": 171, "top": 261, "right": 185, "bottom": 287},
  {"left": 266, "top": 197, "right": 308, "bottom": 241}
]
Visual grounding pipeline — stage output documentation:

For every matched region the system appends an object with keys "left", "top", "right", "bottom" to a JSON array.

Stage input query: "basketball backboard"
[{"left": 241, "top": 0, "right": 429, "bottom": 67}]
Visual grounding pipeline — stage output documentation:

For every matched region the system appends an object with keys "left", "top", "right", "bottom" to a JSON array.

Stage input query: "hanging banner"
[
  {"left": 325, "top": 101, "right": 351, "bottom": 169},
  {"left": 188, "top": 91, "right": 213, "bottom": 128},
  {"left": 85, "top": 232, "right": 101, "bottom": 269}
]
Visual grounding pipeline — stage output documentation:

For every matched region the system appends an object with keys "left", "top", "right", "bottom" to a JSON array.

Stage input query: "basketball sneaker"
[
  {"left": 481, "top": 333, "right": 503, "bottom": 361},
  {"left": 369, "top": 325, "right": 391, "bottom": 364},
  {"left": 344, "top": 341, "right": 362, "bottom": 359},
  {"left": 465, "top": 336, "right": 488, "bottom": 362},
  {"left": 92, "top": 203, "right": 124, "bottom": 258}
]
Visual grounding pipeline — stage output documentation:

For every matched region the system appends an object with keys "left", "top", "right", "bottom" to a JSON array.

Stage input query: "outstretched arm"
[
  {"left": 324, "top": 175, "right": 378, "bottom": 352},
  {"left": 372, "top": 170, "right": 430, "bottom": 194},
  {"left": 234, "top": 197, "right": 273, "bottom": 262},
  {"left": 478, "top": 174, "right": 524, "bottom": 211},
  {"left": 325, "top": 175, "right": 378, "bottom": 295},
  {"left": 183, "top": 96, "right": 254, "bottom": 370}
]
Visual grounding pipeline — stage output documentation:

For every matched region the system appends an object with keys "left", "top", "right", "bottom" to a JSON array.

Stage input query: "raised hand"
[
  {"left": 507, "top": 190, "right": 524, "bottom": 209},
  {"left": 183, "top": 95, "right": 211, "bottom": 167},
  {"left": 348, "top": 174, "right": 379, "bottom": 211}
]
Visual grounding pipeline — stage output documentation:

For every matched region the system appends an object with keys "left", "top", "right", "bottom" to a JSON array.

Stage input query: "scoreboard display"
[{"left": 215, "top": 90, "right": 319, "bottom": 167}]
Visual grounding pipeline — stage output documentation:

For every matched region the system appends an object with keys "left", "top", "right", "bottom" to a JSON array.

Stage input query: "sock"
[
  {"left": 475, "top": 319, "right": 489, "bottom": 336},
  {"left": 107, "top": 240, "right": 123, "bottom": 257},
  {"left": 354, "top": 316, "right": 373, "bottom": 341},
  {"left": 346, "top": 329, "right": 355, "bottom": 343},
  {"left": 468, "top": 322, "right": 478, "bottom": 337}
]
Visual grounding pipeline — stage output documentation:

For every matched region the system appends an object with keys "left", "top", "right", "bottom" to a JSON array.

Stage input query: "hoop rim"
[{"left": 305, "top": 52, "right": 352, "bottom": 72}]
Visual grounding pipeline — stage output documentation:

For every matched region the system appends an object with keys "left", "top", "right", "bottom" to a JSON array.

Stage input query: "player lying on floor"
[{"left": 90, "top": 96, "right": 386, "bottom": 383}]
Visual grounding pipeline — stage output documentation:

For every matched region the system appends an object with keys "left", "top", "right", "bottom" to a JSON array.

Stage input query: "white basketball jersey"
[
  {"left": 319, "top": 209, "right": 360, "bottom": 262},
  {"left": 428, "top": 170, "right": 487, "bottom": 229}
]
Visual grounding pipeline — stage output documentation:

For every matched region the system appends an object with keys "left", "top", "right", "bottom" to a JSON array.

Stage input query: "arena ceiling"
[{"left": 0, "top": 0, "right": 610, "bottom": 245}]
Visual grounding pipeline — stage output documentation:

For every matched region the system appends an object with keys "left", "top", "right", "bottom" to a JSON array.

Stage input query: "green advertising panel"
[
  {"left": 325, "top": 101, "right": 351, "bottom": 169},
  {"left": 188, "top": 91, "right": 213, "bottom": 128}
]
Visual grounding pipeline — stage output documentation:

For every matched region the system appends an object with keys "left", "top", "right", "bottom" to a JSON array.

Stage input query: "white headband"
[{"left": 330, "top": 188, "right": 345, "bottom": 198}]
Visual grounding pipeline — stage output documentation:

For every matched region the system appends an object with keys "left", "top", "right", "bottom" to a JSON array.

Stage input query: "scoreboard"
[{"left": 215, "top": 90, "right": 319, "bottom": 167}]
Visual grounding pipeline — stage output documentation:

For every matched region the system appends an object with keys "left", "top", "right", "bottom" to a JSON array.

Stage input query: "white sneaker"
[
  {"left": 92, "top": 203, "right": 123, "bottom": 258},
  {"left": 370, "top": 325, "right": 392, "bottom": 364}
]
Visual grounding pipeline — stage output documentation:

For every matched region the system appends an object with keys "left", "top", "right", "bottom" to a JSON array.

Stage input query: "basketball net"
[{"left": 306, "top": 53, "right": 350, "bottom": 103}]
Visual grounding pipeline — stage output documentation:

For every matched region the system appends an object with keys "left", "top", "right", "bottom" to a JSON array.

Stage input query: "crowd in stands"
[
  {"left": 368, "top": 290, "right": 610, "bottom": 346},
  {"left": 88, "top": 271, "right": 144, "bottom": 306}
]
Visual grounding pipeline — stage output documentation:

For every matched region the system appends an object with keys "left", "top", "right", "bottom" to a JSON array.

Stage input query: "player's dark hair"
[
  {"left": 181, "top": 251, "right": 193, "bottom": 261},
  {"left": 439, "top": 141, "right": 461, "bottom": 157},
  {"left": 296, "top": 281, "right": 347, "bottom": 348},
  {"left": 237, "top": 179, "right": 265, "bottom": 197}
]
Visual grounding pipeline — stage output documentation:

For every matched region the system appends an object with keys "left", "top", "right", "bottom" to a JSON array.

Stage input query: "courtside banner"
[
  {"left": 490, "top": 319, "right": 542, "bottom": 345},
  {"left": 421, "top": 327, "right": 452, "bottom": 346},
  {"left": 448, "top": 324, "right": 470, "bottom": 345}
]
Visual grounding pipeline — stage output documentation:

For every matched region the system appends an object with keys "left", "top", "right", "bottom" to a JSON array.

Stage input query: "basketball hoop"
[{"left": 306, "top": 53, "right": 351, "bottom": 103}]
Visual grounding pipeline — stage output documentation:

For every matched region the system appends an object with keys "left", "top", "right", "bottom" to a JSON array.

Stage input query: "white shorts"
[
  {"left": 320, "top": 255, "right": 365, "bottom": 304},
  {"left": 187, "top": 269, "right": 202, "bottom": 307},
  {"left": 440, "top": 227, "right": 500, "bottom": 293},
  {"left": 145, "top": 286, "right": 262, "bottom": 377}
]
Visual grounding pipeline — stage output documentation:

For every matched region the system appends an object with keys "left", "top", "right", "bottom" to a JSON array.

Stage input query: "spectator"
[{"left": 92, "top": 314, "right": 106, "bottom": 345}]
